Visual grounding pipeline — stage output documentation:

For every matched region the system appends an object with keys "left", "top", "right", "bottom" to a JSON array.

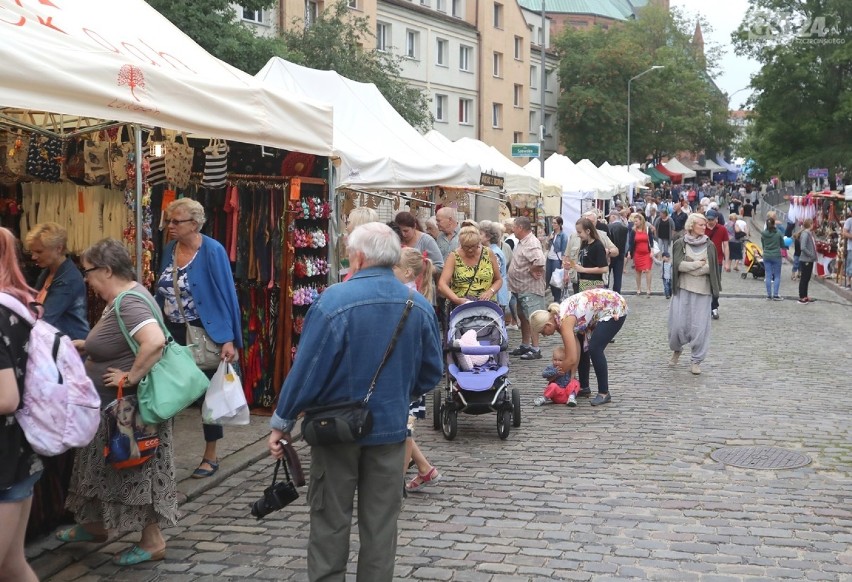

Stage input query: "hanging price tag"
[{"left": 290, "top": 177, "right": 301, "bottom": 201}]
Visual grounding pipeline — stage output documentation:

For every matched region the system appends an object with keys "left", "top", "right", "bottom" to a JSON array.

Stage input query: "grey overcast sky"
[{"left": 669, "top": 0, "right": 760, "bottom": 110}]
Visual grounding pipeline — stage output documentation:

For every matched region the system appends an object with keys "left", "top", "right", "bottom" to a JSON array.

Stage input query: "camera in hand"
[
  {"left": 250, "top": 441, "right": 301, "bottom": 519},
  {"left": 250, "top": 478, "right": 299, "bottom": 519}
]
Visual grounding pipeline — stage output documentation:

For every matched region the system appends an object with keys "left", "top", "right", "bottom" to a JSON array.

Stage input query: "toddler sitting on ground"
[{"left": 534, "top": 346, "right": 581, "bottom": 407}]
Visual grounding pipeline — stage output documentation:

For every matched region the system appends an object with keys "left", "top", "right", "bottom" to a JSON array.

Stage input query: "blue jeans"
[
  {"left": 609, "top": 255, "right": 624, "bottom": 294},
  {"left": 764, "top": 258, "right": 782, "bottom": 297}
]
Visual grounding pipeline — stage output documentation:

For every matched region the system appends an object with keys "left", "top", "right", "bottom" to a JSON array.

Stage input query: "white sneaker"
[
  {"left": 506, "top": 324, "right": 519, "bottom": 331},
  {"left": 691, "top": 363, "right": 701, "bottom": 375},
  {"left": 533, "top": 396, "right": 551, "bottom": 406},
  {"left": 669, "top": 351, "right": 681, "bottom": 366},
  {"left": 567, "top": 394, "right": 577, "bottom": 407}
]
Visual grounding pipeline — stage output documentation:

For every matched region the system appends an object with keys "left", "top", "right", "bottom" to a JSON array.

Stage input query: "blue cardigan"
[{"left": 159, "top": 235, "right": 243, "bottom": 348}]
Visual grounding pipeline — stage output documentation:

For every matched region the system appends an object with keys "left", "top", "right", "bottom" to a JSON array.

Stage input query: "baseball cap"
[{"left": 705, "top": 209, "right": 719, "bottom": 220}]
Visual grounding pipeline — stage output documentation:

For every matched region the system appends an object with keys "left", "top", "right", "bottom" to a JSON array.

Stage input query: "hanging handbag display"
[
  {"left": 26, "top": 135, "right": 64, "bottom": 182},
  {"left": 301, "top": 291, "right": 414, "bottom": 447},
  {"left": 165, "top": 132, "right": 194, "bottom": 189},
  {"left": 172, "top": 255, "right": 222, "bottom": 371},
  {"left": 103, "top": 377, "right": 160, "bottom": 470},
  {"left": 3, "top": 131, "right": 29, "bottom": 178},
  {"left": 113, "top": 290, "right": 210, "bottom": 425},
  {"left": 84, "top": 134, "right": 111, "bottom": 185}
]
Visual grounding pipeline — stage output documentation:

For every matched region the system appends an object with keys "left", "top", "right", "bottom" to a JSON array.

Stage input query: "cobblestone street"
[{"left": 33, "top": 258, "right": 852, "bottom": 581}]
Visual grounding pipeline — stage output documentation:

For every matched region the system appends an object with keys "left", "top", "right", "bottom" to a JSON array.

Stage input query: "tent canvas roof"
[
  {"left": 664, "top": 158, "right": 697, "bottom": 179},
  {"left": 257, "top": 59, "right": 479, "bottom": 190},
  {"left": 454, "top": 137, "right": 540, "bottom": 196},
  {"left": 0, "top": 0, "right": 334, "bottom": 154},
  {"left": 645, "top": 167, "right": 669, "bottom": 184}
]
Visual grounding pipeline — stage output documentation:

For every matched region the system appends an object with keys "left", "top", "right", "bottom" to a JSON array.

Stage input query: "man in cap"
[{"left": 704, "top": 209, "right": 730, "bottom": 319}]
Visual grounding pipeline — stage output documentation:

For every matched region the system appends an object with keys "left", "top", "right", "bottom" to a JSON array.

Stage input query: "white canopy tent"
[
  {"left": 663, "top": 158, "right": 697, "bottom": 180},
  {"left": 577, "top": 159, "right": 624, "bottom": 197},
  {"left": 257, "top": 58, "right": 479, "bottom": 190},
  {"left": 455, "top": 138, "right": 540, "bottom": 196},
  {"left": 0, "top": 0, "right": 334, "bottom": 153},
  {"left": 599, "top": 162, "right": 641, "bottom": 202},
  {"left": 627, "top": 164, "right": 653, "bottom": 185},
  {"left": 526, "top": 154, "right": 603, "bottom": 226}
]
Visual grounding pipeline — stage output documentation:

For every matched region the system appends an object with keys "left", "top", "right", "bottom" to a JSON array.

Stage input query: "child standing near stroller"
[
  {"left": 533, "top": 346, "right": 581, "bottom": 407},
  {"left": 660, "top": 252, "right": 673, "bottom": 298}
]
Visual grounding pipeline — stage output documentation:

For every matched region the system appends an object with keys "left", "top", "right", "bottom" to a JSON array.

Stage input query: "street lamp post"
[{"left": 627, "top": 65, "right": 664, "bottom": 167}]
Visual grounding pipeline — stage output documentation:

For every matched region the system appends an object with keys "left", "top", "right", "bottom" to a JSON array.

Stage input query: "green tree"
[
  {"left": 146, "top": 0, "right": 432, "bottom": 132},
  {"left": 732, "top": 0, "right": 852, "bottom": 181},
  {"left": 145, "top": 0, "right": 289, "bottom": 75},
  {"left": 554, "top": 6, "right": 734, "bottom": 165},
  {"left": 280, "top": 1, "right": 432, "bottom": 131}
]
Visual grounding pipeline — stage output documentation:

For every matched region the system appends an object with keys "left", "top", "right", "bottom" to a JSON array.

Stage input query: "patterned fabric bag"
[
  {"left": 104, "top": 382, "right": 159, "bottom": 470},
  {"left": 26, "top": 135, "right": 65, "bottom": 182},
  {"left": 201, "top": 139, "right": 229, "bottom": 189},
  {"left": 165, "top": 132, "right": 194, "bottom": 189},
  {"left": 109, "top": 138, "right": 129, "bottom": 190},
  {"left": 64, "top": 137, "right": 87, "bottom": 184},
  {"left": 147, "top": 135, "right": 166, "bottom": 186},
  {"left": 84, "top": 135, "right": 111, "bottom": 185},
  {"left": 4, "top": 131, "right": 30, "bottom": 178}
]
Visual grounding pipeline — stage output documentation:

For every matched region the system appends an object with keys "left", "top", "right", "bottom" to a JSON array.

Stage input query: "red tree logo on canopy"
[{"left": 117, "top": 65, "right": 145, "bottom": 102}]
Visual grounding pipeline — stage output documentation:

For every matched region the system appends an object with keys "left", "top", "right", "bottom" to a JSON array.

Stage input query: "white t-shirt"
[{"left": 844, "top": 217, "right": 852, "bottom": 251}]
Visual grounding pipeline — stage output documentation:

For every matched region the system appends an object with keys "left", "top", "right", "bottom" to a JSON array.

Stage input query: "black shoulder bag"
[{"left": 301, "top": 291, "right": 414, "bottom": 446}]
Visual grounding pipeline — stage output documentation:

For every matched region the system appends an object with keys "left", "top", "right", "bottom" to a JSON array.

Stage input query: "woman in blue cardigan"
[{"left": 156, "top": 198, "right": 242, "bottom": 479}]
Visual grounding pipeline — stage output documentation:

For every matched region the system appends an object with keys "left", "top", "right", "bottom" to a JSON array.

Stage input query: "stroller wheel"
[
  {"left": 432, "top": 391, "right": 442, "bottom": 430},
  {"left": 441, "top": 408, "right": 457, "bottom": 441},
  {"left": 741, "top": 272, "right": 747, "bottom": 279},
  {"left": 497, "top": 410, "right": 511, "bottom": 440},
  {"left": 511, "top": 388, "right": 521, "bottom": 427}
]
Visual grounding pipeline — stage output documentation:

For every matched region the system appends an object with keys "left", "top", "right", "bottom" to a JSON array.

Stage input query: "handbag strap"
[
  {"left": 271, "top": 441, "right": 306, "bottom": 487},
  {"left": 364, "top": 290, "right": 414, "bottom": 404},
  {"left": 113, "top": 289, "right": 175, "bottom": 355},
  {"left": 460, "top": 248, "right": 484, "bottom": 298},
  {"left": 171, "top": 251, "right": 192, "bottom": 332},
  {"left": 272, "top": 458, "right": 291, "bottom": 485}
]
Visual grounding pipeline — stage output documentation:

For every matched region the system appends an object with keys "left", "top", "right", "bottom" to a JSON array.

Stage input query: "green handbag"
[{"left": 114, "top": 290, "right": 210, "bottom": 425}]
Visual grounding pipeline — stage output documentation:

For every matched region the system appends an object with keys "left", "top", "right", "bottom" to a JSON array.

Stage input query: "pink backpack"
[{"left": 0, "top": 293, "right": 100, "bottom": 456}]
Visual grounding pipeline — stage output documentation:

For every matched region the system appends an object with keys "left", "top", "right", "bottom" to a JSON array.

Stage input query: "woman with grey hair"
[
  {"left": 668, "top": 212, "right": 721, "bottom": 375},
  {"left": 479, "top": 221, "right": 509, "bottom": 312},
  {"left": 155, "top": 198, "right": 242, "bottom": 479},
  {"left": 60, "top": 239, "right": 178, "bottom": 565}
]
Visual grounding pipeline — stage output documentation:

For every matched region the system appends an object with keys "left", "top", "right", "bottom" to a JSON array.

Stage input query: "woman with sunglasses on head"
[{"left": 155, "top": 198, "right": 242, "bottom": 480}]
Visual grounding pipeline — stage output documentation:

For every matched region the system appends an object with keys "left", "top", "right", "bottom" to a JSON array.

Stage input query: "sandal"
[
  {"left": 113, "top": 545, "right": 165, "bottom": 566},
  {"left": 406, "top": 467, "right": 441, "bottom": 492},
  {"left": 191, "top": 458, "right": 219, "bottom": 479},
  {"left": 56, "top": 525, "right": 108, "bottom": 543}
]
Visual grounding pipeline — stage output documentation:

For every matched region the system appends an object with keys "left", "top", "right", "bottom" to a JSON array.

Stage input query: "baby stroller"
[
  {"left": 433, "top": 301, "right": 520, "bottom": 440},
  {"left": 742, "top": 241, "right": 765, "bottom": 279}
]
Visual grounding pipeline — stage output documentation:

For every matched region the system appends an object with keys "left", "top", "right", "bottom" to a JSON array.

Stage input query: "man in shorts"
[{"left": 507, "top": 216, "right": 546, "bottom": 360}]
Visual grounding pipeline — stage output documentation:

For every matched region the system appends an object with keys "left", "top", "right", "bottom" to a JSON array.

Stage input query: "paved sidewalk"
[{"left": 32, "top": 256, "right": 852, "bottom": 581}]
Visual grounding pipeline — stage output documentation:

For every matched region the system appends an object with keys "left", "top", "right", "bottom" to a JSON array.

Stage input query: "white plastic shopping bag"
[{"left": 202, "top": 362, "right": 250, "bottom": 426}]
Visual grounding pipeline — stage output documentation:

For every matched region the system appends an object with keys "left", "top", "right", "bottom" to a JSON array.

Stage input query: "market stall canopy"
[
  {"left": 257, "top": 58, "right": 480, "bottom": 190},
  {"left": 517, "top": 157, "right": 562, "bottom": 215},
  {"left": 576, "top": 159, "right": 623, "bottom": 197},
  {"left": 627, "top": 164, "right": 653, "bottom": 185},
  {"left": 530, "top": 154, "right": 614, "bottom": 200},
  {"left": 0, "top": 0, "right": 334, "bottom": 155},
  {"left": 599, "top": 162, "right": 640, "bottom": 188},
  {"left": 656, "top": 164, "right": 683, "bottom": 184},
  {"left": 645, "top": 167, "right": 670, "bottom": 184},
  {"left": 663, "top": 158, "right": 696, "bottom": 180},
  {"left": 425, "top": 133, "right": 540, "bottom": 196}
]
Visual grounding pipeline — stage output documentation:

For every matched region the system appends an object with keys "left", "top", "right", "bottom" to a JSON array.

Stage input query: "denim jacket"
[
  {"left": 37, "top": 258, "right": 89, "bottom": 340},
  {"left": 271, "top": 267, "right": 444, "bottom": 445}
]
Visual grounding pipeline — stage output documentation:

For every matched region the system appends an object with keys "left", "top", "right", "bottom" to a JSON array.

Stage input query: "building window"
[
  {"left": 436, "top": 0, "right": 446, "bottom": 11},
  {"left": 307, "top": 1, "right": 319, "bottom": 26},
  {"left": 420, "top": 0, "right": 430, "bottom": 6},
  {"left": 544, "top": 113, "right": 553, "bottom": 136},
  {"left": 459, "top": 45, "right": 472, "bottom": 72},
  {"left": 406, "top": 30, "right": 419, "bottom": 59},
  {"left": 376, "top": 22, "right": 389, "bottom": 52},
  {"left": 459, "top": 98, "right": 472, "bottom": 124},
  {"left": 538, "top": 28, "right": 544, "bottom": 46},
  {"left": 513, "top": 84, "right": 522, "bottom": 107},
  {"left": 529, "top": 111, "right": 537, "bottom": 134},
  {"left": 241, "top": 6, "right": 264, "bottom": 23},
  {"left": 435, "top": 94, "right": 448, "bottom": 122},
  {"left": 451, "top": 0, "right": 462, "bottom": 18},
  {"left": 492, "top": 103, "right": 502, "bottom": 128},
  {"left": 545, "top": 69, "right": 553, "bottom": 92},
  {"left": 492, "top": 52, "right": 502, "bottom": 77},
  {"left": 530, "top": 65, "right": 537, "bottom": 88},
  {"left": 348, "top": 0, "right": 357, "bottom": 7},
  {"left": 493, "top": 2, "right": 503, "bottom": 28},
  {"left": 513, "top": 131, "right": 523, "bottom": 143},
  {"left": 514, "top": 36, "right": 523, "bottom": 60},
  {"left": 436, "top": 38, "right": 448, "bottom": 66}
]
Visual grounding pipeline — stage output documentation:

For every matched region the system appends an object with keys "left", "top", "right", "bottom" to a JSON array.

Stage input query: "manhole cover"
[{"left": 710, "top": 446, "right": 811, "bottom": 470}]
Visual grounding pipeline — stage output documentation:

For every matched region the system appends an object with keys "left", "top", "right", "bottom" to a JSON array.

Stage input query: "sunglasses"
[{"left": 165, "top": 218, "right": 194, "bottom": 225}]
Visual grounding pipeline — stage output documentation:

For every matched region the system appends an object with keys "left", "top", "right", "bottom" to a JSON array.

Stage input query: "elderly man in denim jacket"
[{"left": 268, "top": 222, "right": 443, "bottom": 582}]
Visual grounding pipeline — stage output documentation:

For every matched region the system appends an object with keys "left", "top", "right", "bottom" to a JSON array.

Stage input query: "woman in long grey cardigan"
[
  {"left": 668, "top": 213, "right": 721, "bottom": 376},
  {"left": 797, "top": 218, "right": 818, "bottom": 303}
]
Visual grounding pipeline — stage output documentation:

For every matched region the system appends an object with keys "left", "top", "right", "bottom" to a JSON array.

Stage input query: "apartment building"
[{"left": 521, "top": 6, "right": 558, "bottom": 161}]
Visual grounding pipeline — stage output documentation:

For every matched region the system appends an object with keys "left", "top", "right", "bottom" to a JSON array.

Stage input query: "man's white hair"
[{"left": 347, "top": 222, "right": 401, "bottom": 268}]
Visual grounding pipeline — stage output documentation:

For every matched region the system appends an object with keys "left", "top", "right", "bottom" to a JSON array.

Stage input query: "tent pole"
[
  {"left": 134, "top": 124, "right": 143, "bottom": 282},
  {"left": 328, "top": 158, "right": 339, "bottom": 284}
]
